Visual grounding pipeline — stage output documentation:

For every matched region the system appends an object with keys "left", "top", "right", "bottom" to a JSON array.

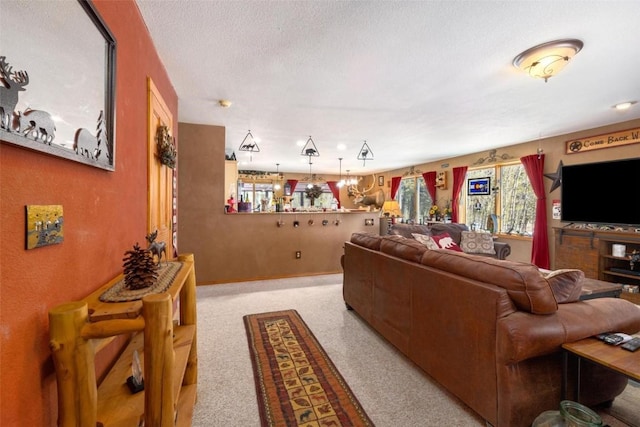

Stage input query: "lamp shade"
[
  {"left": 513, "top": 39, "right": 583, "bottom": 82},
  {"left": 381, "top": 200, "right": 401, "bottom": 217}
]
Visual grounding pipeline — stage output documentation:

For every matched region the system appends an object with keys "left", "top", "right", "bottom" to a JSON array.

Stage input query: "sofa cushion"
[
  {"left": 460, "top": 231, "right": 496, "bottom": 255},
  {"left": 380, "top": 235, "right": 428, "bottom": 263},
  {"left": 350, "top": 232, "right": 382, "bottom": 251},
  {"left": 430, "top": 223, "right": 468, "bottom": 243},
  {"left": 421, "top": 249, "right": 558, "bottom": 314},
  {"left": 545, "top": 269, "right": 584, "bottom": 303},
  {"left": 388, "top": 223, "right": 431, "bottom": 238},
  {"left": 412, "top": 233, "right": 439, "bottom": 250},
  {"left": 430, "top": 232, "right": 463, "bottom": 252}
]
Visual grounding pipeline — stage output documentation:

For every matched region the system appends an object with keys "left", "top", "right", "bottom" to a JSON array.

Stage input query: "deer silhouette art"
[{"left": 0, "top": 56, "right": 29, "bottom": 131}]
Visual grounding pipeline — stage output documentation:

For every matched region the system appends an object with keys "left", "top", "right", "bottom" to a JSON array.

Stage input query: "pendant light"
[
  {"left": 238, "top": 130, "right": 260, "bottom": 161},
  {"left": 358, "top": 140, "right": 374, "bottom": 166},
  {"left": 274, "top": 163, "right": 281, "bottom": 190},
  {"left": 301, "top": 135, "right": 320, "bottom": 164}
]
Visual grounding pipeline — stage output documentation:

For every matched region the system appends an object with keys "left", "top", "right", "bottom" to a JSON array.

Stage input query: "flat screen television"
[{"left": 561, "top": 157, "right": 640, "bottom": 226}]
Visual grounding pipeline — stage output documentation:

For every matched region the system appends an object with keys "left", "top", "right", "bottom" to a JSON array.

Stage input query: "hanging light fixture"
[
  {"left": 357, "top": 140, "right": 374, "bottom": 166},
  {"left": 337, "top": 158, "right": 344, "bottom": 188},
  {"left": 238, "top": 130, "right": 260, "bottom": 161},
  {"left": 274, "top": 163, "right": 281, "bottom": 190},
  {"left": 513, "top": 39, "right": 583, "bottom": 82},
  {"left": 345, "top": 169, "right": 357, "bottom": 186},
  {"left": 300, "top": 135, "right": 320, "bottom": 164},
  {"left": 307, "top": 161, "right": 314, "bottom": 189}
]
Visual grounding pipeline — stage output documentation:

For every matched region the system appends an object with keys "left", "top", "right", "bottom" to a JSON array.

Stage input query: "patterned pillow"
[
  {"left": 430, "top": 232, "right": 463, "bottom": 252},
  {"left": 412, "top": 233, "right": 439, "bottom": 250},
  {"left": 460, "top": 231, "right": 496, "bottom": 255}
]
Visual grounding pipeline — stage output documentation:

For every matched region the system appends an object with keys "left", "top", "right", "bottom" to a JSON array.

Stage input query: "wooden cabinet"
[
  {"left": 554, "top": 229, "right": 599, "bottom": 279},
  {"left": 49, "top": 253, "right": 197, "bottom": 427},
  {"left": 555, "top": 228, "right": 640, "bottom": 303}
]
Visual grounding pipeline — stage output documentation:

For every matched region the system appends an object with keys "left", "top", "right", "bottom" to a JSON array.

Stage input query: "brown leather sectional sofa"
[
  {"left": 343, "top": 232, "right": 640, "bottom": 427},
  {"left": 387, "top": 222, "right": 511, "bottom": 260}
]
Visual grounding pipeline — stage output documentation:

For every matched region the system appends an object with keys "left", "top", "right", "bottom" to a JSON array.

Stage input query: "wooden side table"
[
  {"left": 562, "top": 337, "right": 640, "bottom": 403},
  {"left": 579, "top": 278, "right": 622, "bottom": 300}
]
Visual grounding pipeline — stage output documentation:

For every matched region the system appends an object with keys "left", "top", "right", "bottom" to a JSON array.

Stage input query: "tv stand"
[{"left": 554, "top": 227, "right": 640, "bottom": 304}]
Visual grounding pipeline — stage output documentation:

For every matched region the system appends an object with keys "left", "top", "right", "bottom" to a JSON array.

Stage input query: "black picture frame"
[
  {"left": 468, "top": 177, "right": 491, "bottom": 195},
  {"left": 0, "top": 0, "right": 117, "bottom": 171}
]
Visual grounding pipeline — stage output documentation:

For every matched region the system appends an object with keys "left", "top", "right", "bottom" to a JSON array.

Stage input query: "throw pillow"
[
  {"left": 545, "top": 269, "right": 584, "bottom": 303},
  {"left": 411, "top": 233, "right": 439, "bottom": 250},
  {"left": 460, "top": 231, "right": 496, "bottom": 255},
  {"left": 430, "top": 232, "right": 463, "bottom": 252}
]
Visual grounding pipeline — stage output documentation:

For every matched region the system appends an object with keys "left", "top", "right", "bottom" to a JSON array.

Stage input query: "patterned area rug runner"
[{"left": 244, "top": 309, "right": 374, "bottom": 427}]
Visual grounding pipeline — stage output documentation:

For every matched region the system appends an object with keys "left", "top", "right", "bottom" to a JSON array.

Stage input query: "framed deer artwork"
[{"left": 0, "top": 0, "right": 116, "bottom": 171}]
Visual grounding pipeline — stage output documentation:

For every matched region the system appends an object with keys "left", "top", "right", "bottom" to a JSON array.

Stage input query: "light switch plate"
[{"left": 25, "top": 205, "right": 64, "bottom": 249}]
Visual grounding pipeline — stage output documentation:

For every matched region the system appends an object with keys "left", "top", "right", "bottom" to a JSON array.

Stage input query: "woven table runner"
[{"left": 99, "top": 261, "right": 182, "bottom": 302}]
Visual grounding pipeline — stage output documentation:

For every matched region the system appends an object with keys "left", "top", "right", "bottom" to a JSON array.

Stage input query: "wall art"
[
  {"left": 25, "top": 205, "right": 64, "bottom": 249},
  {"left": 468, "top": 177, "right": 491, "bottom": 196},
  {"left": 0, "top": 0, "right": 117, "bottom": 170}
]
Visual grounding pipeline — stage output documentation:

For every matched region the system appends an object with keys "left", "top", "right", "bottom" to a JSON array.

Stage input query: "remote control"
[
  {"left": 621, "top": 337, "right": 640, "bottom": 352},
  {"left": 604, "top": 333, "right": 632, "bottom": 345}
]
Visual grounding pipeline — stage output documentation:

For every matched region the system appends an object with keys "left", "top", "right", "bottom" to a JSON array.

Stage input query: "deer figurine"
[
  {"left": 0, "top": 56, "right": 29, "bottom": 131},
  {"left": 145, "top": 230, "right": 167, "bottom": 266}
]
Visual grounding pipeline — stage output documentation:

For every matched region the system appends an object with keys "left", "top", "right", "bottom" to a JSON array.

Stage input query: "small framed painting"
[
  {"left": 468, "top": 177, "right": 491, "bottom": 196},
  {"left": 378, "top": 175, "right": 384, "bottom": 186}
]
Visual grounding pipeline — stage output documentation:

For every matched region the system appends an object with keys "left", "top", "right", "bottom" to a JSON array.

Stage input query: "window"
[
  {"left": 464, "top": 163, "right": 536, "bottom": 236},
  {"left": 398, "top": 176, "right": 433, "bottom": 223},
  {"left": 292, "top": 182, "right": 334, "bottom": 209},
  {"left": 238, "top": 181, "right": 274, "bottom": 212}
]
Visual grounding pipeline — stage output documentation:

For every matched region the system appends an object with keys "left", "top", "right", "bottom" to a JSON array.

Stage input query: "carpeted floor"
[{"left": 192, "top": 274, "right": 638, "bottom": 426}]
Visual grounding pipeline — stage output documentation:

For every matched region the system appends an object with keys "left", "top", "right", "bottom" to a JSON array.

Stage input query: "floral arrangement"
[
  {"left": 304, "top": 185, "right": 323, "bottom": 201},
  {"left": 429, "top": 205, "right": 451, "bottom": 220}
]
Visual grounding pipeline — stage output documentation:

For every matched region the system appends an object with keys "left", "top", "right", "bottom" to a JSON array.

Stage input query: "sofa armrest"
[
  {"left": 494, "top": 241, "right": 511, "bottom": 260},
  {"left": 497, "top": 298, "right": 640, "bottom": 364}
]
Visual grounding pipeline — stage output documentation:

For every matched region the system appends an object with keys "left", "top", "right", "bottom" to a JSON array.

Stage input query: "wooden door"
[{"left": 147, "top": 78, "right": 174, "bottom": 257}]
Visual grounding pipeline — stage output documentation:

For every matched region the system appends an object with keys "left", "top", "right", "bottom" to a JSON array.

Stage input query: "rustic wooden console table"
[{"left": 49, "top": 253, "right": 197, "bottom": 427}]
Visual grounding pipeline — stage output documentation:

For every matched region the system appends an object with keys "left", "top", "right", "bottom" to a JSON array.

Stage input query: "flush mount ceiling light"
[
  {"left": 613, "top": 101, "right": 637, "bottom": 110},
  {"left": 513, "top": 39, "right": 583, "bottom": 82},
  {"left": 218, "top": 99, "right": 232, "bottom": 108}
]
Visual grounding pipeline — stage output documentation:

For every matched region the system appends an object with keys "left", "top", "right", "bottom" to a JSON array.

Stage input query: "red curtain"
[
  {"left": 520, "top": 154, "right": 550, "bottom": 269},
  {"left": 422, "top": 171, "right": 436, "bottom": 203},
  {"left": 390, "top": 176, "right": 402, "bottom": 199},
  {"left": 451, "top": 166, "right": 468, "bottom": 223},
  {"left": 326, "top": 181, "right": 341, "bottom": 208},
  {"left": 286, "top": 179, "right": 298, "bottom": 195}
]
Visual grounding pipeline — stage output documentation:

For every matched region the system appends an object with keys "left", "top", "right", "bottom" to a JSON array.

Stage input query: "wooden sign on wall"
[{"left": 566, "top": 127, "right": 640, "bottom": 154}]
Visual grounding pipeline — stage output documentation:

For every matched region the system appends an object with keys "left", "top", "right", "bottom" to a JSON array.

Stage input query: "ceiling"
[{"left": 136, "top": 1, "right": 640, "bottom": 175}]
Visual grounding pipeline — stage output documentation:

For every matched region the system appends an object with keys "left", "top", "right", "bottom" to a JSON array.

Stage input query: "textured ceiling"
[{"left": 136, "top": 1, "right": 640, "bottom": 174}]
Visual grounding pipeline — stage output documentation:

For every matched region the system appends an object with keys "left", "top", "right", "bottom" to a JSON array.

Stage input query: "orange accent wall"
[{"left": 0, "top": 1, "right": 177, "bottom": 425}]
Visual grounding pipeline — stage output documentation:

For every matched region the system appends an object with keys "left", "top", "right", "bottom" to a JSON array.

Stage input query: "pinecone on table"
[{"left": 123, "top": 243, "right": 158, "bottom": 290}]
